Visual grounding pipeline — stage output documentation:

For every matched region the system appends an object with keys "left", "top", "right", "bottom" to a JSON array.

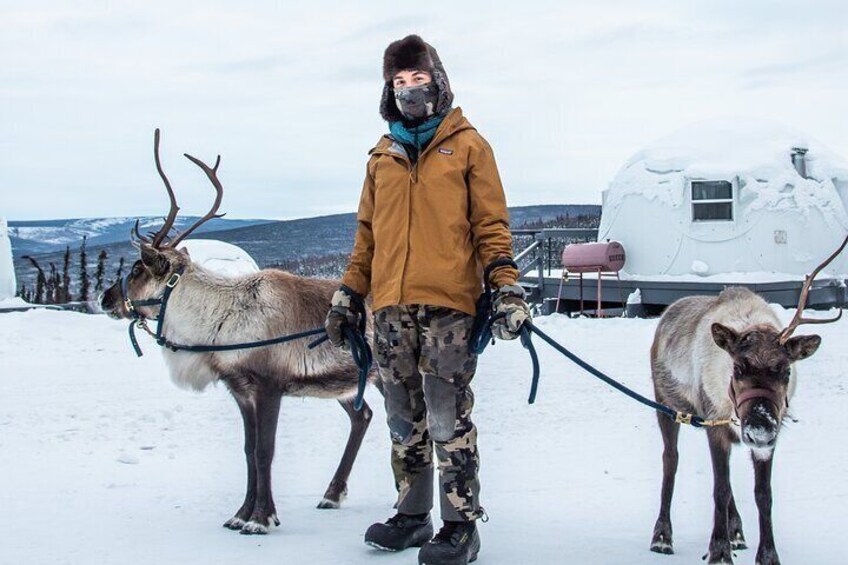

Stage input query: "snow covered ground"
[{"left": 1, "top": 307, "right": 846, "bottom": 564}]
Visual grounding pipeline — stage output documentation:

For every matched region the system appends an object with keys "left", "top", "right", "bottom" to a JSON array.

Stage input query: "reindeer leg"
[
  {"left": 317, "top": 398, "right": 374, "bottom": 509},
  {"left": 651, "top": 413, "right": 680, "bottom": 555},
  {"left": 223, "top": 393, "right": 258, "bottom": 530},
  {"left": 241, "top": 389, "right": 282, "bottom": 535},
  {"left": 706, "top": 427, "right": 734, "bottom": 564},
  {"left": 753, "top": 453, "right": 780, "bottom": 565}
]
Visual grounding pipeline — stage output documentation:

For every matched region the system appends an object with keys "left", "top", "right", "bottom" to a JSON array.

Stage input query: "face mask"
[{"left": 394, "top": 82, "right": 439, "bottom": 120}]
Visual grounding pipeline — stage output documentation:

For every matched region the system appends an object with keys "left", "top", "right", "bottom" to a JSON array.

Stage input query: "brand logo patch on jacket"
[{"left": 438, "top": 148, "right": 454, "bottom": 155}]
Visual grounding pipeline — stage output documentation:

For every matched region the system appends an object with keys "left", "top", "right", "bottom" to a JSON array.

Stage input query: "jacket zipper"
[{"left": 369, "top": 125, "right": 471, "bottom": 304}]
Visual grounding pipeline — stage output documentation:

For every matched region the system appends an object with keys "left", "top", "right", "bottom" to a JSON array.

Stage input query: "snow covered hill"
[
  {"left": 8, "top": 216, "right": 273, "bottom": 256},
  {"left": 0, "top": 309, "right": 844, "bottom": 564}
]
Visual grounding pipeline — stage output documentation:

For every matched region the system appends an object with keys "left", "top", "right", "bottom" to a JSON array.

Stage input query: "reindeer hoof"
[
  {"left": 732, "top": 533, "right": 748, "bottom": 551},
  {"left": 650, "top": 532, "right": 674, "bottom": 555},
  {"left": 650, "top": 540, "right": 674, "bottom": 555},
  {"left": 319, "top": 483, "right": 348, "bottom": 509},
  {"left": 223, "top": 517, "right": 246, "bottom": 530},
  {"left": 240, "top": 521, "right": 269, "bottom": 535},
  {"left": 239, "top": 514, "right": 278, "bottom": 535},
  {"left": 317, "top": 498, "right": 341, "bottom": 509}
]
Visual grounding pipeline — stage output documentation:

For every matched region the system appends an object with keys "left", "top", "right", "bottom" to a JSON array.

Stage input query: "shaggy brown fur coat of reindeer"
[
  {"left": 100, "top": 130, "right": 380, "bottom": 535},
  {"left": 650, "top": 286, "right": 824, "bottom": 565}
]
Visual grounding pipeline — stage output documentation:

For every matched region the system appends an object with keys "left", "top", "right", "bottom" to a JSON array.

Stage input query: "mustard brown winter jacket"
[{"left": 341, "top": 107, "right": 519, "bottom": 316}]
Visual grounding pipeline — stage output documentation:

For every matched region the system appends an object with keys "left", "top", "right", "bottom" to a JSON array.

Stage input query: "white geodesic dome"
[
  {"left": 178, "top": 239, "right": 260, "bottom": 277},
  {"left": 598, "top": 118, "right": 848, "bottom": 278}
]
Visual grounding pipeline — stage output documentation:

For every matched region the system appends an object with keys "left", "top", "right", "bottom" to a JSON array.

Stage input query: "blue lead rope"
[
  {"left": 469, "top": 259, "right": 720, "bottom": 427},
  {"left": 343, "top": 325, "right": 373, "bottom": 411},
  {"left": 122, "top": 266, "right": 372, "bottom": 412},
  {"left": 521, "top": 321, "right": 732, "bottom": 428},
  {"left": 469, "top": 258, "right": 542, "bottom": 404},
  {"left": 520, "top": 325, "right": 541, "bottom": 404},
  {"left": 522, "top": 322, "right": 689, "bottom": 423}
]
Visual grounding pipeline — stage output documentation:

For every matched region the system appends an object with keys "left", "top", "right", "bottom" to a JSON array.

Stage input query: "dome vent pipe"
[{"left": 791, "top": 146, "right": 808, "bottom": 179}]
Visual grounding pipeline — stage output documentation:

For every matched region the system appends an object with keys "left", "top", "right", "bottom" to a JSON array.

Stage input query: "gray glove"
[
  {"left": 324, "top": 286, "right": 364, "bottom": 350},
  {"left": 491, "top": 284, "right": 531, "bottom": 340}
]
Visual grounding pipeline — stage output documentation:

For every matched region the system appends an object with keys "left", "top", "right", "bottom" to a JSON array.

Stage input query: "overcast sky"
[{"left": 2, "top": 0, "right": 846, "bottom": 221}]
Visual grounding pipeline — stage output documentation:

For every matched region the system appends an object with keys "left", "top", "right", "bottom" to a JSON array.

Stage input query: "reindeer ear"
[
  {"left": 140, "top": 245, "right": 171, "bottom": 276},
  {"left": 711, "top": 323, "right": 739, "bottom": 352},
  {"left": 178, "top": 246, "right": 191, "bottom": 259},
  {"left": 784, "top": 334, "right": 821, "bottom": 361}
]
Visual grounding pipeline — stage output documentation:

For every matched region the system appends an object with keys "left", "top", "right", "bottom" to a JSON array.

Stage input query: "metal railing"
[
  {"left": 513, "top": 227, "right": 599, "bottom": 275},
  {"left": 512, "top": 227, "right": 599, "bottom": 301}
]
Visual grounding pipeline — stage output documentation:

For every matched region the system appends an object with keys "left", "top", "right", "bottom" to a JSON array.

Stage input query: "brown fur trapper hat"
[{"left": 380, "top": 34, "right": 454, "bottom": 122}]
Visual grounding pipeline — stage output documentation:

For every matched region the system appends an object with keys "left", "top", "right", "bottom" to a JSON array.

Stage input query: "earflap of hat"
[
  {"left": 421, "top": 42, "right": 453, "bottom": 115},
  {"left": 431, "top": 67, "right": 453, "bottom": 115}
]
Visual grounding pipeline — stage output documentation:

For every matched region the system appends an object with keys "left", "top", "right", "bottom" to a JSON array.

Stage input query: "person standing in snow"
[{"left": 324, "top": 34, "right": 530, "bottom": 565}]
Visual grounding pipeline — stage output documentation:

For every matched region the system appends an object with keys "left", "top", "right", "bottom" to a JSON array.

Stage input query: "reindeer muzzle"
[{"left": 729, "top": 385, "right": 786, "bottom": 416}]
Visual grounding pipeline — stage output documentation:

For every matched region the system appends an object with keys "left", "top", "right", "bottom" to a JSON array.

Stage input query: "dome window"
[{"left": 691, "top": 180, "right": 734, "bottom": 222}]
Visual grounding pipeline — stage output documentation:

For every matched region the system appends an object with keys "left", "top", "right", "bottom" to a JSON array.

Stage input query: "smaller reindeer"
[
  {"left": 101, "top": 130, "right": 379, "bottom": 535},
  {"left": 649, "top": 237, "right": 845, "bottom": 565}
]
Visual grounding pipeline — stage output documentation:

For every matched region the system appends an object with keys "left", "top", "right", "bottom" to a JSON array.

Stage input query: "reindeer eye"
[{"left": 733, "top": 365, "right": 744, "bottom": 379}]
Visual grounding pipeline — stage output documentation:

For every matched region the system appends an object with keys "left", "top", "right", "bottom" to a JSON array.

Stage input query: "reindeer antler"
[
  {"left": 166, "top": 152, "right": 226, "bottom": 248},
  {"left": 130, "top": 129, "right": 226, "bottom": 250},
  {"left": 149, "top": 128, "right": 181, "bottom": 248},
  {"left": 131, "top": 219, "right": 149, "bottom": 245},
  {"left": 779, "top": 233, "right": 848, "bottom": 345}
]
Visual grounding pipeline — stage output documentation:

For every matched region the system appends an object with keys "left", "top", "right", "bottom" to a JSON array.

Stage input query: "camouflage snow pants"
[{"left": 373, "top": 304, "right": 483, "bottom": 522}]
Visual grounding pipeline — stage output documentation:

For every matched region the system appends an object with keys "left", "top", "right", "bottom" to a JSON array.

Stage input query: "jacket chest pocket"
[
  {"left": 418, "top": 152, "right": 469, "bottom": 218},
  {"left": 421, "top": 149, "right": 467, "bottom": 189},
  {"left": 373, "top": 157, "right": 410, "bottom": 210}
]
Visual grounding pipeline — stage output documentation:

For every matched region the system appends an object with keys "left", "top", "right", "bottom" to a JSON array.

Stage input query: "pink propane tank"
[{"left": 562, "top": 241, "right": 626, "bottom": 273}]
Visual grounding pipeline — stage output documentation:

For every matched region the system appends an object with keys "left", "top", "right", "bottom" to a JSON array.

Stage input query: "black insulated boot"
[
  {"left": 418, "top": 520, "right": 480, "bottom": 565},
  {"left": 364, "top": 512, "right": 434, "bottom": 551}
]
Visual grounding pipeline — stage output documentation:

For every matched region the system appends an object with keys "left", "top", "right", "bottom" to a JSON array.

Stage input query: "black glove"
[
  {"left": 324, "top": 285, "right": 364, "bottom": 350},
  {"left": 491, "top": 284, "right": 531, "bottom": 340}
]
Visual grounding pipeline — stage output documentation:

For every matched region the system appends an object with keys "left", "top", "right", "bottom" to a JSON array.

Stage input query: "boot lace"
[
  {"left": 432, "top": 522, "right": 472, "bottom": 547},
  {"left": 386, "top": 513, "right": 424, "bottom": 529}
]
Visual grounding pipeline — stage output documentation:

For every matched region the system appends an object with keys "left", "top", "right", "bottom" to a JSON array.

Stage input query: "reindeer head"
[
  {"left": 100, "top": 128, "right": 225, "bottom": 320},
  {"left": 709, "top": 233, "right": 846, "bottom": 451},
  {"left": 101, "top": 245, "right": 192, "bottom": 320},
  {"left": 711, "top": 322, "right": 820, "bottom": 449}
]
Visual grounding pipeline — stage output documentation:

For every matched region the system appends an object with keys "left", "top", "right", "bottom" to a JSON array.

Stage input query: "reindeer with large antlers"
[
  {"left": 100, "top": 129, "right": 379, "bottom": 534},
  {"left": 648, "top": 236, "right": 846, "bottom": 565}
]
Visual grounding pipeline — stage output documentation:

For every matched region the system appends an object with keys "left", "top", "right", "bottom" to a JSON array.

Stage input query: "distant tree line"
[
  {"left": 269, "top": 253, "right": 350, "bottom": 280},
  {"left": 12, "top": 212, "right": 599, "bottom": 300},
  {"left": 16, "top": 236, "right": 127, "bottom": 304},
  {"left": 516, "top": 212, "right": 600, "bottom": 230},
  {"left": 268, "top": 214, "right": 600, "bottom": 281}
]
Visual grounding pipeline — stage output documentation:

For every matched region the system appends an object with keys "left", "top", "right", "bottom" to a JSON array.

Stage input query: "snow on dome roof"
[
  {"left": 618, "top": 117, "right": 848, "bottom": 182},
  {"left": 605, "top": 117, "right": 848, "bottom": 212},
  {"left": 178, "top": 239, "right": 260, "bottom": 277}
]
